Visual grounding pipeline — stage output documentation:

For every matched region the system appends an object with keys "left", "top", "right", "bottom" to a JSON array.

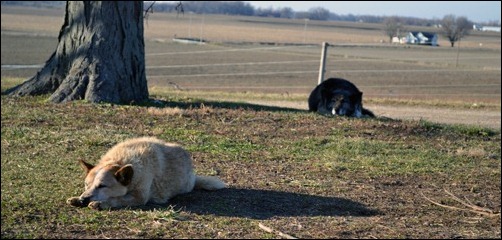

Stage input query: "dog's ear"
[
  {"left": 114, "top": 164, "right": 134, "bottom": 186},
  {"left": 79, "top": 159, "right": 94, "bottom": 174}
]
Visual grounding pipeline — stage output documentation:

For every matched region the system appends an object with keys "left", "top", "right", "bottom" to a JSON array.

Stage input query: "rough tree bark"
[{"left": 6, "top": 1, "right": 149, "bottom": 104}]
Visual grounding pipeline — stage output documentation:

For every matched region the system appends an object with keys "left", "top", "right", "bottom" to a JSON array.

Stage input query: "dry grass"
[
  {"left": 1, "top": 94, "right": 500, "bottom": 239},
  {"left": 146, "top": 106, "right": 186, "bottom": 116},
  {"left": 0, "top": 6, "right": 64, "bottom": 35},
  {"left": 455, "top": 147, "right": 488, "bottom": 158}
]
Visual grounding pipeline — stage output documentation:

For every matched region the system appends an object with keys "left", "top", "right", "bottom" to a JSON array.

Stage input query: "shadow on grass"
[
  {"left": 149, "top": 187, "right": 379, "bottom": 219},
  {"left": 143, "top": 98, "right": 306, "bottom": 113}
]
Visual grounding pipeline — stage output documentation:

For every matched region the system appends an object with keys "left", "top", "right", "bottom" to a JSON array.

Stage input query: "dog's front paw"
[
  {"left": 67, "top": 197, "right": 85, "bottom": 207},
  {"left": 88, "top": 201, "right": 111, "bottom": 210},
  {"left": 88, "top": 201, "right": 102, "bottom": 210}
]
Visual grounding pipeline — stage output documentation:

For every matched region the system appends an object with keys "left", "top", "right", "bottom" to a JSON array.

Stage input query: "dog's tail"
[
  {"left": 194, "top": 175, "right": 226, "bottom": 190},
  {"left": 362, "top": 108, "right": 375, "bottom": 118}
]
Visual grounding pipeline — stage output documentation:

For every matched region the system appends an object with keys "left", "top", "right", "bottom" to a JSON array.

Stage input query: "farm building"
[
  {"left": 404, "top": 32, "right": 438, "bottom": 46},
  {"left": 473, "top": 24, "right": 501, "bottom": 32}
]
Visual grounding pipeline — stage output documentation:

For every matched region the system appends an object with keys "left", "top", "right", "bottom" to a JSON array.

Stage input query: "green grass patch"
[{"left": 1, "top": 93, "right": 500, "bottom": 238}]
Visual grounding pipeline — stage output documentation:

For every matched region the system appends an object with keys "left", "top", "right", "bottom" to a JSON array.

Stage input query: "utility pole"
[{"left": 318, "top": 42, "right": 329, "bottom": 85}]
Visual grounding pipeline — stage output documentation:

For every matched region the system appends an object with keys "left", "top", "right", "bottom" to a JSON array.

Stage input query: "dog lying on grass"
[
  {"left": 67, "top": 137, "right": 226, "bottom": 210},
  {"left": 308, "top": 78, "right": 374, "bottom": 118}
]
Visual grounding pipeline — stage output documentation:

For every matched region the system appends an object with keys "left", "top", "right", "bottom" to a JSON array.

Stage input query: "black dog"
[{"left": 308, "top": 78, "right": 374, "bottom": 118}]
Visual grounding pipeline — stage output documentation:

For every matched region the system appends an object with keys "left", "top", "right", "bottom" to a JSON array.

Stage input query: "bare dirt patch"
[
  {"left": 368, "top": 104, "right": 501, "bottom": 130},
  {"left": 234, "top": 99, "right": 501, "bottom": 130}
]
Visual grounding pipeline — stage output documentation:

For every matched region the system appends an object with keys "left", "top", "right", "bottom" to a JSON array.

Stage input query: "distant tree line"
[
  {"left": 146, "top": 1, "right": 500, "bottom": 27},
  {"left": 2, "top": 1, "right": 499, "bottom": 27},
  {"left": 149, "top": 1, "right": 441, "bottom": 25},
  {"left": 150, "top": 1, "right": 255, "bottom": 16}
]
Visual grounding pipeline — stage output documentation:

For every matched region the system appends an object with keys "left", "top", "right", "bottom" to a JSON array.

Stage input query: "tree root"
[
  {"left": 421, "top": 188, "right": 500, "bottom": 218},
  {"left": 258, "top": 223, "right": 297, "bottom": 239}
]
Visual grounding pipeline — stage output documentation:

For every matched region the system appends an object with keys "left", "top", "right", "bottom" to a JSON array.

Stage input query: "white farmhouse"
[{"left": 405, "top": 32, "right": 438, "bottom": 46}]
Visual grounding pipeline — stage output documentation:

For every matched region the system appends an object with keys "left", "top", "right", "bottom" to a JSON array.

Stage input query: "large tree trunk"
[{"left": 6, "top": 1, "right": 148, "bottom": 104}]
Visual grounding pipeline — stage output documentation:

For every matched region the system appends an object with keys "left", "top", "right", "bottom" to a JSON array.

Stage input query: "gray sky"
[{"left": 247, "top": 1, "right": 501, "bottom": 23}]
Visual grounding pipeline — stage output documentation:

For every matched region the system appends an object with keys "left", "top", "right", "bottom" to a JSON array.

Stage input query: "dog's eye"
[{"left": 97, "top": 184, "right": 107, "bottom": 189}]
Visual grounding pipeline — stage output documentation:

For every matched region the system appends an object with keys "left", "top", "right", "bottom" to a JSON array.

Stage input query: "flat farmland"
[
  {"left": 144, "top": 42, "right": 501, "bottom": 103},
  {"left": 1, "top": 6, "right": 501, "bottom": 128},
  {"left": 2, "top": 6, "right": 500, "bottom": 102}
]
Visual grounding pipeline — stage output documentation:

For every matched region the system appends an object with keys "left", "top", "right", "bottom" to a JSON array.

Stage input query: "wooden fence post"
[{"left": 318, "top": 42, "right": 329, "bottom": 85}]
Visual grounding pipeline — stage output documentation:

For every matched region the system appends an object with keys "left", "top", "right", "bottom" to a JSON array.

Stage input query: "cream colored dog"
[{"left": 67, "top": 137, "right": 225, "bottom": 210}]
